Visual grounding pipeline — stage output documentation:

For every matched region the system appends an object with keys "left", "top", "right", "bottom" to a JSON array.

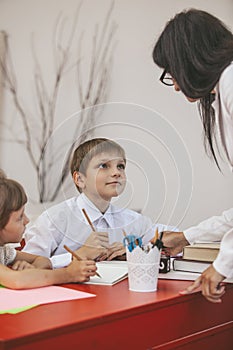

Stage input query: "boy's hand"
[
  {"left": 162, "top": 231, "right": 189, "bottom": 256},
  {"left": 11, "top": 260, "right": 36, "bottom": 271},
  {"left": 85, "top": 231, "right": 109, "bottom": 248},
  {"left": 66, "top": 259, "right": 97, "bottom": 282},
  {"left": 76, "top": 231, "right": 109, "bottom": 260},
  {"left": 106, "top": 242, "right": 126, "bottom": 261}
]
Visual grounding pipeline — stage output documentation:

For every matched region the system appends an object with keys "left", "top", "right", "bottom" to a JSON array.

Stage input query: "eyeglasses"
[{"left": 159, "top": 70, "right": 174, "bottom": 86}]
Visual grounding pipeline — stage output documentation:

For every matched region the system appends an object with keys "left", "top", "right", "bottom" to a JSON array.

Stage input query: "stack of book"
[{"left": 173, "top": 243, "right": 220, "bottom": 274}]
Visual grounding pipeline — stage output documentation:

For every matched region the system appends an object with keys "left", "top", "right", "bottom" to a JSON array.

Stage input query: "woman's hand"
[
  {"left": 180, "top": 264, "right": 226, "bottom": 303},
  {"left": 162, "top": 231, "right": 189, "bottom": 256}
]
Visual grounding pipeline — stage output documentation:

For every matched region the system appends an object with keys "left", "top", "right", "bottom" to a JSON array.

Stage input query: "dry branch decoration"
[{"left": 0, "top": 2, "right": 116, "bottom": 202}]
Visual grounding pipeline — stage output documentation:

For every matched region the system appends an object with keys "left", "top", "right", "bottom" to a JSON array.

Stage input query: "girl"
[{"left": 0, "top": 173, "right": 97, "bottom": 289}]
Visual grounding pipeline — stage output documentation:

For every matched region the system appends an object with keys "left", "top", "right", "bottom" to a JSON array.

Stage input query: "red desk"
[{"left": 0, "top": 279, "right": 232, "bottom": 350}]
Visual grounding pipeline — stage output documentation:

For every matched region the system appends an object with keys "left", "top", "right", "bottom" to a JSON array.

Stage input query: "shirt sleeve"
[
  {"left": 213, "top": 228, "right": 233, "bottom": 279},
  {"left": 23, "top": 211, "right": 64, "bottom": 257},
  {"left": 50, "top": 253, "right": 72, "bottom": 269},
  {"left": 184, "top": 208, "right": 233, "bottom": 279},
  {"left": 184, "top": 207, "right": 233, "bottom": 244}
]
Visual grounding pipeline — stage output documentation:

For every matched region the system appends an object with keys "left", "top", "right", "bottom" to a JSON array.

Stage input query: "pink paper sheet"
[{"left": 0, "top": 285, "right": 95, "bottom": 311}]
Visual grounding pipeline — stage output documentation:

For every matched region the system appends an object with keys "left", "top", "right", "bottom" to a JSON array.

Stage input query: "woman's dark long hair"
[{"left": 152, "top": 9, "right": 233, "bottom": 168}]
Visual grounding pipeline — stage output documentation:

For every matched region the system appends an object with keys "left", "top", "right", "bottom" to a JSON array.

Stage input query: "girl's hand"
[
  {"left": 66, "top": 259, "right": 97, "bottom": 282},
  {"left": 32, "top": 256, "right": 53, "bottom": 269},
  {"left": 11, "top": 260, "right": 36, "bottom": 271}
]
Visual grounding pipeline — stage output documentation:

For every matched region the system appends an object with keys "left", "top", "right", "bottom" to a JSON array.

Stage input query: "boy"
[{"left": 23, "top": 138, "right": 176, "bottom": 268}]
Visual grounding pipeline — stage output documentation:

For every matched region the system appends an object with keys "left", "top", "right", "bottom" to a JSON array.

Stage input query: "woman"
[{"left": 152, "top": 9, "right": 233, "bottom": 303}]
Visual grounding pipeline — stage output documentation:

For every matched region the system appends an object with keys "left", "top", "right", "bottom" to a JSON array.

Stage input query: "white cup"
[{"left": 126, "top": 245, "right": 160, "bottom": 292}]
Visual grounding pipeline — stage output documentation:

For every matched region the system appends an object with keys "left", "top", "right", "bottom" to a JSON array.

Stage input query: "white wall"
[{"left": 0, "top": 0, "right": 232, "bottom": 229}]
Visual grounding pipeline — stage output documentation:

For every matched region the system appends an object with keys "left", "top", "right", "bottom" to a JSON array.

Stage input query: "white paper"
[{"left": 85, "top": 261, "right": 128, "bottom": 285}]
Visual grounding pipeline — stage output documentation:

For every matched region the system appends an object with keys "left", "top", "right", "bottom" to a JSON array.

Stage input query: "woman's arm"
[{"left": 184, "top": 207, "right": 233, "bottom": 244}]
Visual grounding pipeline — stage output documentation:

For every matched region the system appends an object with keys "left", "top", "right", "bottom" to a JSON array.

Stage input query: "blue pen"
[{"left": 123, "top": 234, "right": 143, "bottom": 252}]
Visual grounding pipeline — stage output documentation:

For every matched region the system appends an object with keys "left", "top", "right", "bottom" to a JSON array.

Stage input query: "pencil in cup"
[
  {"left": 151, "top": 228, "right": 159, "bottom": 246},
  {"left": 64, "top": 245, "right": 101, "bottom": 278}
]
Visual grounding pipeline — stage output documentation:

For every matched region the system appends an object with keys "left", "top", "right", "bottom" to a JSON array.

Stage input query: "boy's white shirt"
[{"left": 23, "top": 193, "right": 177, "bottom": 268}]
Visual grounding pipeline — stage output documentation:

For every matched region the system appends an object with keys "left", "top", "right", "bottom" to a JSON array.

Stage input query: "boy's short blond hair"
[{"left": 70, "top": 138, "right": 126, "bottom": 193}]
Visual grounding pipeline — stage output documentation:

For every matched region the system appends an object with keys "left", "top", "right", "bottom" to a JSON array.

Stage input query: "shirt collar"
[{"left": 77, "top": 193, "right": 115, "bottom": 227}]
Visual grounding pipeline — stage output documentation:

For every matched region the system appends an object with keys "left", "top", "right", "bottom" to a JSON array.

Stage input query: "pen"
[
  {"left": 82, "top": 208, "right": 96, "bottom": 231},
  {"left": 152, "top": 228, "right": 164, "bottom": 250},
  {"left": 159, "top": 231, "right": 164, "bottom": 241},
  {"left": 122, "top": 230, "right": 142, "bottom": 248},
  {"left": 64, "top": 244, "right": 101, "bottom": 278},
  {"left": 157, "top": 230, "right": 164, "bottom": 250}
]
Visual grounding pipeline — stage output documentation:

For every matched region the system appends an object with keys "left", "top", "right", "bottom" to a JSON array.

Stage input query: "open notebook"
[{"left": 85, "top": 261, "right": 128, "bottom": 286}]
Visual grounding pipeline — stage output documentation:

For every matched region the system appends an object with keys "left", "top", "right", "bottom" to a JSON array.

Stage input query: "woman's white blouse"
[
  {"left": 184, "top": 63, "right": 233, "bottom": 279},
  {"left": 213, "top": 62, "right": 233, "bottom": 170}
]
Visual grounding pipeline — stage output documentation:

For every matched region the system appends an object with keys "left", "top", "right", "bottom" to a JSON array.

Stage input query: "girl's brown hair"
[{"left": 0, "top": 175, "right": 27, "bottom": 229}]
